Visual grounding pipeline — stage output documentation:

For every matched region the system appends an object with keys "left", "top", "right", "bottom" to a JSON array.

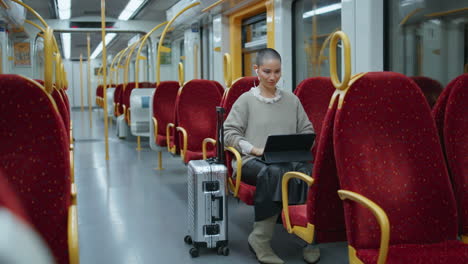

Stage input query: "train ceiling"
[{"left": 23, "top": 0, "right": 179, "bottom": 60}]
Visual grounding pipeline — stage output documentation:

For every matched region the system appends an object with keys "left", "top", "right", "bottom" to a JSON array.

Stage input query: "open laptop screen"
[{"left": 261, "top": 133, "right": 316, "bottom": 163}]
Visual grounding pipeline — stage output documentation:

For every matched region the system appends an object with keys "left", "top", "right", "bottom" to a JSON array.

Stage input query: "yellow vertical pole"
[
  {"left": 87, "top": 33, "right": 92, "bottom": 128},
  {"left": 137, "top": 136, "right": 141, "bottom": 151},
  {"left": 101, "top": 0, "right": 109, "bottom": 161},
  {"left": 80, "top": 54, "right": 84, "bottom": 112},
  {"left": 194, "top": 44, "right": 198, "bottom": 79}
]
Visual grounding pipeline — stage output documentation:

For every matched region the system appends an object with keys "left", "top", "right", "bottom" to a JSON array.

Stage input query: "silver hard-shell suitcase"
[{"left": 184, "top": 107, "right": 229, "bottom": 257}]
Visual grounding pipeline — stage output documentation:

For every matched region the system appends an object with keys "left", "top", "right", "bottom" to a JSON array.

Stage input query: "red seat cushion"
[
  {"left": 0, "top": 75, "right": 71, "bottom": 264},
  {"left": 357, "top": 240, "right": 468, "bottom": 264},
  {"left": 237, "top": 182, "right": 255, "bottom": 205},
  {"left": 335, "top": 72, "right": 457, "bottom": 249},
  {"left": 153, "top": 81, "right": 180, "bottom": 146},
  {"left": 177, "top": 79, "right": 221, "bottom": 163},
  {"left": 443, "top": 74, "right": 468, "bottom": 234},
  {"left": 411, "top": 76, "right": 443, "bottom": 107},
  {"left": 282, "top": 204, "right": 308, "bottom": 227}
]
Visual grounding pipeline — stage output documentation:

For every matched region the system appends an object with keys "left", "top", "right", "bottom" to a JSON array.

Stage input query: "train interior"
[{"left": 0, "top": 0, "right": 467, "bottom": 263}]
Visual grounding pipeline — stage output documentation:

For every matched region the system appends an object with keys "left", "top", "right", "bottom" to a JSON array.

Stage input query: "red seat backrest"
[
  {"left": 177, "top": 79, "right": 222, "bottom": 154},
  {"left": 306, "top": 99, "right": 346, "bottom": 243},
  {"left": 433, "top": 74, "right": 466, "bottom": 146},
  {"left": 153, "top": 81, "right": 180, "bottom": 137},
  {"left": 294, "top": 77, "right": 335, "bottom": 156},
  {"left": 411, "top": 76, "right": 443, "bottom": 107},
  {"left": 212, "top": 80, "right": 225, "bottom": 97},
  {"left": 335, "top": 72, "right": 457, "bottom": 249},
  {"left": 443, "top": 74, "right": 468, "bottom": 235},
  {"left": 34, "top": 79, "right": 45, "bottom": 86},
  {"left": 123, "top": 82, "right": 136, "bottom": 109},
  {"left": 52, "top": 89, "right": 70, "bottom": 136},
  {"left": 114, "top": 84, "right": 124, "bottom": 115},
  {"left": 222, "top": 76, "right": 258, "bottom": 118},
  {"left": 59, "top": 89, "right": 70, "bottom": 115},
  {"left": 0, "top": 75, "right": 71, "bottom": 263},
  {"left": 96, "top": 85, "right": 103, "bottom": 98}
]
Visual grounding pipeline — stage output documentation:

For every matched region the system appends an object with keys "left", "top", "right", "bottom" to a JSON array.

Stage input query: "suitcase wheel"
[
  {"left": 217, "top": 246, "right": 230, "bottom": 256},
  {"left": 189, "top": 247, "right": 199, "bottom": 258},
  {"left": 184, "top": 235, "right": 192, "bottom": 245}
]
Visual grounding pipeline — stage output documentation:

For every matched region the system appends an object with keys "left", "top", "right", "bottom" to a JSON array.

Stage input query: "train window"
[
  {"left": 386, "top": 0, "right": 468, "bottom": 85},
  {"left": 292, "top": 0, "right": 341, "bottom": 88},
  {"left": 242, "top": 13, "right": 267, "bottom": 76}
]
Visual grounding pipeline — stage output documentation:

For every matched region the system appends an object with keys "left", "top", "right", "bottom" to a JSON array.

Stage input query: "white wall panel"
[{"left": 342, "top": 0, "right": 384, "bottom": 74}]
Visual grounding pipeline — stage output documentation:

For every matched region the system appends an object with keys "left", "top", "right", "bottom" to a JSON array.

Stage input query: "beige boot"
[
  {"left": 247, "top": 214, "right": 284, "bottom": 264},
  {"left": 303, "top": 246, "right": 320, "bottom": 264}
]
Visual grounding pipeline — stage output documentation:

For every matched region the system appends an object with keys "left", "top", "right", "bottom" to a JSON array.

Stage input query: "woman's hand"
[{"left": 251, "top": 147, "right": 264, "bottom": 156}]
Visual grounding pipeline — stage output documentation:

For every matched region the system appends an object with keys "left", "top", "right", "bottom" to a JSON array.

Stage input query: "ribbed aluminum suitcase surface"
[{"left": 187, "top": 160, "right": 227, "bottom": 249}]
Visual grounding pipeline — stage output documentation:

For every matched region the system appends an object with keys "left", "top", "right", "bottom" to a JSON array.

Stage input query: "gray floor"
[{"left": 73, "top": 109, "right": 349, "bottom": 264}]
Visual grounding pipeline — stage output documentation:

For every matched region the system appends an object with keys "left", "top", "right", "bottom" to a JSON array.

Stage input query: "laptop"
[{"left": 259, "top": 133, "right": 315, "bottom": 164}]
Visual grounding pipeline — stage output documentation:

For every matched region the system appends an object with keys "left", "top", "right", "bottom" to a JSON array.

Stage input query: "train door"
[
  {"left": 241, "top": 13, "right": 267, "bottom": 77},
  {"left": 229, "top": 1, "right": 274, "bottom": 79}
]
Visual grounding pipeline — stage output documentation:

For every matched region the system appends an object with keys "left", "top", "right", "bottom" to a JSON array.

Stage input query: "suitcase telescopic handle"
[
  {"left": 215, "top": 107, "right": 225, "bottom": 164},
  {"left": 212, "top": 195, "right": 223, "bottom": 222}
]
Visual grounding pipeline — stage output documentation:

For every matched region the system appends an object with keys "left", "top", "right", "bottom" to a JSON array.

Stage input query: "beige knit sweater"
[{"left": 224, "top": 88, "right": 314, "bottom": 165}]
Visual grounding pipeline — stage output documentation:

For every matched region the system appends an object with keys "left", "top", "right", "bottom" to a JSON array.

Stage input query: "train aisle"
[{"left": 72, "top": 109, "right": 348, "bottom": 264}]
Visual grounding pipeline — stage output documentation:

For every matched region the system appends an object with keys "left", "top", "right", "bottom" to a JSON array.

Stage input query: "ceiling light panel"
[
  {"left": 302, "top": 3, "right": 342, "bottom": 19},
  {"left": 91, "top": 33, "right": 117, "bottom": 59},
  {"left": 61, "top": 33, "right": 71, "bottom": 59},
  {"left": 57, "top": 0, "right": 71, "bottom": 19},
  {"left": 118, "top": 0, "right": 146, "bottom": 20}
]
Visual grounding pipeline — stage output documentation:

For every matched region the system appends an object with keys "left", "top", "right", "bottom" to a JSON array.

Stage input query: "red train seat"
[
  {"left": 411, "top": 76, "right": 443, "bottom": 108},
  {"left": 294, "top": 77, "right": 335, "bottom": 157},
  {"left": 212, "top": 80, "right": 225, "bottom": 96},
  {"left": 334, "top": 72, "right": 468, "bottom": 263},
  {"left": 442, "top": 74, "right": 468, "bottom": 242},
  {"left": 0, "top": 75, "right": 74, "bottom": 263},
  {"left": 176, "top": 79, "right": 222, "bottom": 163},
  {"left": 281, "top": 97, "right": 346, "bottom": 244},
  {"left": 113, "top": 84, "right": 124, "bottom": 116},
  {"left": 52, "top": 89, "right": 71, "bottom": 138},
  {"left": 152, "top": 81, "right": 180, "bottom": 147},
  {"left": 433, "top": 74, "right": 467, "bottom": 148},
  {"left": 96, "top": 85, "right": 103, "bottom": 107},
  {"left": 223, "top": 76, "right": 258, "bottom": 205},
  {"left": 167, "top": 87, "right": 182, "bottom": 155}
]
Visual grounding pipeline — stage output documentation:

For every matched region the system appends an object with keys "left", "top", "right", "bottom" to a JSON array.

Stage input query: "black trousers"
[{"left": 241, "top": 159, "right": 313, "bottom": 221}]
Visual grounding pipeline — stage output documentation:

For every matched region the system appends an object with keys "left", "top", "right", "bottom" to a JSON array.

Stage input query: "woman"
[{"left": 224, "top": 48, "right": 319, "bottom": 264}]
